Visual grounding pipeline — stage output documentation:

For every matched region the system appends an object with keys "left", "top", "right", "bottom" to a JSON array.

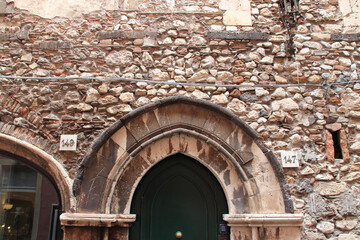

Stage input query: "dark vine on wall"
[{"left": 278, "top": 0, "right": 303, "bottom": 57}]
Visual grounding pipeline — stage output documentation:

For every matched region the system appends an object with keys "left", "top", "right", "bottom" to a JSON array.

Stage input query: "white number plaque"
[
  {"left": 60, "top": 135, "right": 77, "bottom": 151},
  {"left": 281, "top": 151, "right": 300, "bottom": 168}
]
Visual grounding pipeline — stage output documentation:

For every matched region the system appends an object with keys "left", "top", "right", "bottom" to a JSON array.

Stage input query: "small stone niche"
[{"left": 325, "top": 123, "right": 350, "bottom": 163}]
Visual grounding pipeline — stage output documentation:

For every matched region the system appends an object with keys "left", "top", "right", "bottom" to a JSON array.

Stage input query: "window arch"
[{"left": 0, "top": 152, "right": 61, "bottom": 240}]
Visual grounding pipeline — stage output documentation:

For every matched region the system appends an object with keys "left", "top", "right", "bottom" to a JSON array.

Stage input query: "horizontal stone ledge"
[
  {"left": 97, "top": 30, "right": 268, "bottom": 41},
  {"left": 331, "top": 33, "right": 360, "bottom": 41},
  {"left": 60, "top": 213, "right": 136, "bottom": 227},
  {"left": 0, "top": 31, "right": 29, "bottom": 41},
  {"left": 207, "top": 32, "right": 269, "bottom": 41},
  {"left": 0, "top": 33, "right": 17, "bottom": 41},
  {"left": 223, "top": 213, "right": 303, "bottom": 227},
  {"left": 39, "top": 40, "right": 73, "bottom": 50},
  {"left": 98, "top": 30, "right": 157, "bottom": 39}
]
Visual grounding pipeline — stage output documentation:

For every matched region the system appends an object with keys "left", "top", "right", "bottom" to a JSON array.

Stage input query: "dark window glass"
[
  {"left": 331, "top": 130, "right": 343, "bottom": 159},
  {"left": 0, "top": 154, "right": 60, "bottom": 240}
]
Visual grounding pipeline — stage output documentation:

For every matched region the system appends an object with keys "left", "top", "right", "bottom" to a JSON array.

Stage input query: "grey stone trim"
[
  {"left": 39, "top": 41, "right": 58, "bottom": 50},
  {"left": 97, "top": 30, "right": 157, "bottom": 39},
  {"left": 331, "top": 33, "right": 360, "bottom": 41},
  {"left": 207, "top": 32, "right": 269, "bottom": 40},
  {"left": 0, "top": 33, "right": 17, "bottom": 41},
  {"left": 0, "top": 24, "right": 30, "bottom": 41},
  {"left": 58, "top": 40, "right": 73, "bottom": 49},
  {"left": 0, "top": 30, "right": 29, "bottom": 41},
  {"left": 97, "top": 31, "right": 269, "bottom": 41},
  {"left": 39, "top": 40, "right": 73, "bottom": 50}
]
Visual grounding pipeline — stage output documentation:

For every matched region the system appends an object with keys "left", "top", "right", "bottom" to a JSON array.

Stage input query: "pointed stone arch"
[
  {"left": 73, "top": 96, "right": 294, "bottom": 213},
  {"left": 69, "top": 96, "right": 302, "bottom": 239}
]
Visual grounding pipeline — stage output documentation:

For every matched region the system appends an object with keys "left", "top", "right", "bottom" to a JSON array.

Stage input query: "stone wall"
[{"left": 0, "top": 0, "right": 360, "bottom": 239}]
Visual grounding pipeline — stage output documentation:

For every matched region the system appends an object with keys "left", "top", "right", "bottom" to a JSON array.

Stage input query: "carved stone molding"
[
  {"left": 224, "top": 214, "right": 303, "bottom": 240},
  {"left": 224, "top": 213, "right": 303, "bottom": 227},
  {"left": 60, "top": 213, "right": 136, "bottom": 227}
]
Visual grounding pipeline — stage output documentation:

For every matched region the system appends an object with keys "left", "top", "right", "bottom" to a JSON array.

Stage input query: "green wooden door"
[{"left": 130, "top": 154, "right": 228, "bottom": 240}]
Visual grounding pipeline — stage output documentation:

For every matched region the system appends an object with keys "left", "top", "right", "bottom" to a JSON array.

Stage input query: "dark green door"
[{"left": 130, "top": 154, "right": 228, "bottom": 240}]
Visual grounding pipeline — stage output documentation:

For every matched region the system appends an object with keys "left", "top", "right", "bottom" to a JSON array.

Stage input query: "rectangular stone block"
[
  {"left": 207, "top": 31, "right": 269, "bottom": 41},
  {"left": 0, "top": 0, "right": 6, "bottom": 14},
  {"left": 312, "top": 33, "right": 331, "bottom": 41},
  {"left": 223, "top": 10, "right": 252, "bottom": 26},
  {"left": 0, "top": 33, "right": 16, "bottom": 41},
  {"left": 39, "top": 41, "right": 59, "bottom": 50},
  {"left": 219, "top": 0, "right": 251, "bottom": 11},
  {"left": 119, "top": 0, "right": 139, "bottom": 10},
  {"left": 331, "top": 33, "right": 360, "bottom": 41},
  {"left": 338, "top": 0, "right": 352, "bottom": 15},
  {"left": 344, "top": 13, "right": 360, "bottom": 26},
  {"left": 58, "top": 40, "right": 73, "bottom": 49},
  {"left": 125, "top": 110, "right": 160, "bottom": 141}
]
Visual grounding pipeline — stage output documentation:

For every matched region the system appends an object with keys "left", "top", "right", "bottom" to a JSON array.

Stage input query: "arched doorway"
[
  {"left": 130, "top": 154, "right": 228, "bottom": 240},
  {"left": 71, "top": 96, "right": 302, "bottom": 239},
  {"left": 0, "top": 152, "right": 62, "bottom": 240}
]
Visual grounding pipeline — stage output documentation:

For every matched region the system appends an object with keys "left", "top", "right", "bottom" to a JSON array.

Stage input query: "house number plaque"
[
  {"left": 280, "top": 150, "right": 300, "bottom": 168},
  {"left": 60, "top": 134, "right": 77, "bottom": 151}
]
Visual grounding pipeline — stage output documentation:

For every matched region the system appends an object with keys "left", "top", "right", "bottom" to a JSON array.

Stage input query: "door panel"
[
  {"left": 130, "top": 154, "right": 228, "bottom": 240},
  {"left": 151, "top": 176, "right": 207, "bottom": 239}
]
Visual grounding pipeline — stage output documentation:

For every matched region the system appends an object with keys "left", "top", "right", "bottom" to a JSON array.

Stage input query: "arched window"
[{"left": 0, "top": 153, "right": 61, "bottom": 240}]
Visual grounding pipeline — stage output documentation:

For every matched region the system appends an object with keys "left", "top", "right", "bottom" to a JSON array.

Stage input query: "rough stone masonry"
[{"left": 0, "top": 0, "right": 360, "bottom": 239}]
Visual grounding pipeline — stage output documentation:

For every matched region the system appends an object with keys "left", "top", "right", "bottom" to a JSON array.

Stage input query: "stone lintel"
[
  {"left": 60, "top": 213, "right": 136, "bottom": 227},
  {"left": 325, "top": 122, "right": 342, "bottom": 132},
  {"left": 207, "top": 31, "right": 269, "bottom": 41},
  {"left": 98, "top": 30, "right": 157, "bottom": 39},
  {"left": 331, "top": 33, "right": 360, "bottom": 41},
  {"left": 223, "top": 213, "right": 303, "bottom": 227}
]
